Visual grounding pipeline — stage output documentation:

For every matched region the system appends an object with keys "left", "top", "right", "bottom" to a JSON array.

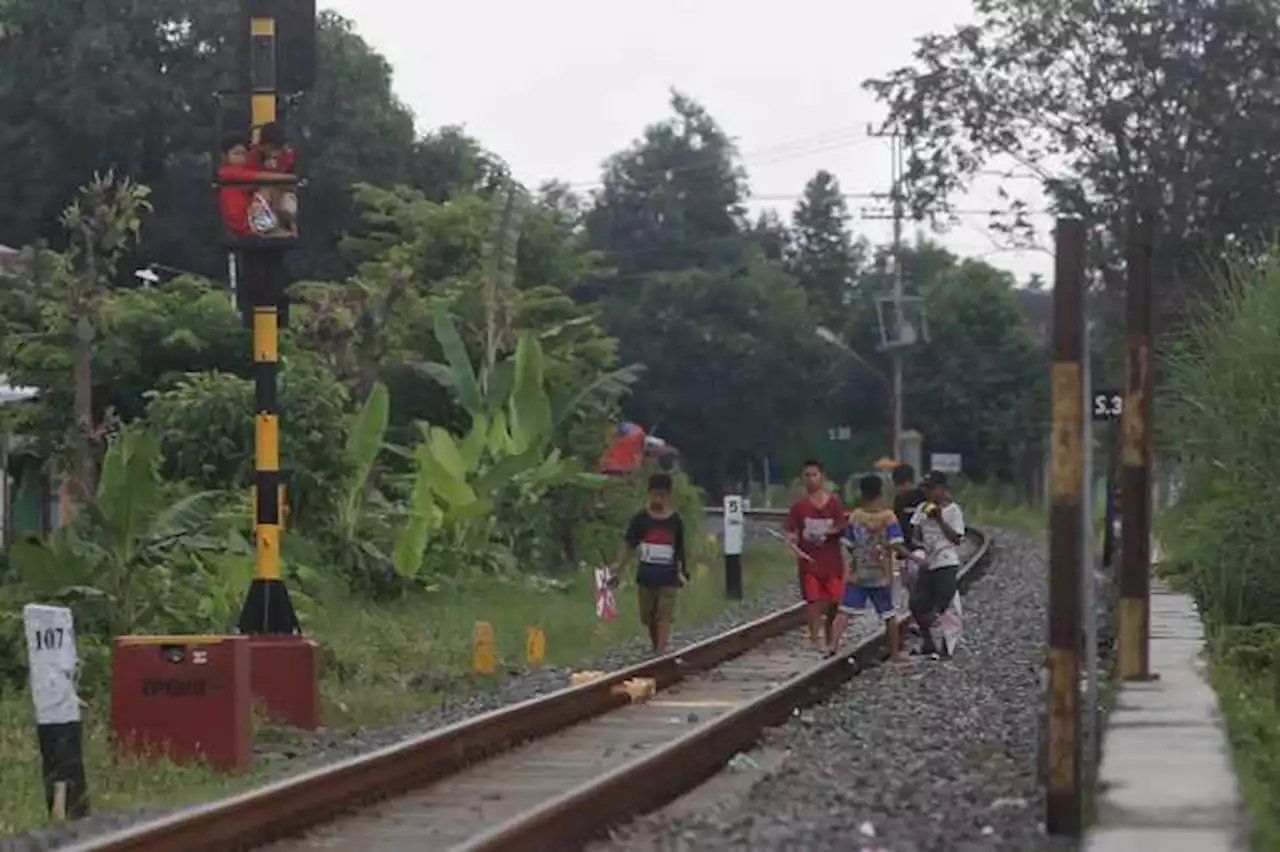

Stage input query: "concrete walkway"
[{"left": 1085, "top": 579, "right": 1247, "bottom": 851}]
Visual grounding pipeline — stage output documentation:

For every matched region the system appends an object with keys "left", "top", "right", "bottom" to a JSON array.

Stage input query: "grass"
[
  {"left": 955, "top": 483, "right": 1048, "bottom": 539},
  {"left": 1154, "top": 246, "right": 1280, "bottom": 848},
  {"left": 1210, "top": 654, "right": 1280, "bottom": 851},
  {"left": 0, "top": 541, "right": 798, "bottom": 837}
]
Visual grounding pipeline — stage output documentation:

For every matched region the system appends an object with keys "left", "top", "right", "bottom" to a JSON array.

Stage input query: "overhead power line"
[{"left": 556, "top": 126, "right": 875, "bottom": 192}]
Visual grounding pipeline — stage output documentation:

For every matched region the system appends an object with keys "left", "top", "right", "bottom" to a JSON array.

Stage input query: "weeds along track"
[{"left": 62, "top": 513, "right": 991, "bottom": 852}]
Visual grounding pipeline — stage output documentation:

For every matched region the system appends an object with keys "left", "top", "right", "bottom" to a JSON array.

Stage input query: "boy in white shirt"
[{"left": 909, "top": 470, "right": 965, "bottom": 659}]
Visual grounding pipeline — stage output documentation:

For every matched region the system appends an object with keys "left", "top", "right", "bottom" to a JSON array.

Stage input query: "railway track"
[{"left": 63, "top": 512, "right": 991, "bottom": 852}]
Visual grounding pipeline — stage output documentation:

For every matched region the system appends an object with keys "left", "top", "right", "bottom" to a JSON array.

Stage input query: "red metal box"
[
  {"left": 247, "top": 635, "right": 320, "bottom": 729},
  {"left": 110, "top": 634, "right": 252, "bottom": 772}
]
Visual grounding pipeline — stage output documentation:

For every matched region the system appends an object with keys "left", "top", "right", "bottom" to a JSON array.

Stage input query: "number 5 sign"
[
  {"left": 1092, "top": 390, "right": 1123, "bottom": 422},
  {"left": 723, "top": 495, "right": 744, "bottom": 557}
]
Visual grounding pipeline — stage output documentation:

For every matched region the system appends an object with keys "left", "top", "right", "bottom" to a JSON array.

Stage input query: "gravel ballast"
[
  {"left": 595, "top": 528, "right": 1078, "bottom": 852},
  {"left": 2, "top": 519, "right": 797, "bottom": 851}
]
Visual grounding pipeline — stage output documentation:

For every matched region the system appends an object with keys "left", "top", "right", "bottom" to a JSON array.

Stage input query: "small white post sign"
[
  {"left": 723, "top": 495, "right": 745, "bottom": 556},
  {"left": 723, "top": 495, "right": 745, "bottom": 600},
  {"left": 24, "top": 604, "right": 80, "bottom": 725},
  {"left": 23, "top": 604, "right": 88, "bottom": 819},
  {"left": 930, "top": 453, "right": 963, "bottom": 475}
]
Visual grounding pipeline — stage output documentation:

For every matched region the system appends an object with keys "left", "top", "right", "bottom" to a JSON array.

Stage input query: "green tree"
[
  {"left": 0, "top": 1, "right": 476, "bottom": 282},
  {"left": 606, "top": 261, "right": 825, "bottom": 489},
  {"left": 864, "top": 0, "right": 1280, "bottom": 318},
  {"left": 98, "top": 276, "right": 250, "bottom": 422},
  {"left": 890, "top": 242, "right": 1046, "bottom": 480},
  {"left": 788, "top": 170, "right": 863, "bottom": 325},
  {"left": 141, "top": 349, "right": 350, "bottom": 524},
  {"left": 585, "top": 91, "right": 748, "bottom": 279},
  {"left": 747, "top": 210, "right": 791, "bottom": 264}
]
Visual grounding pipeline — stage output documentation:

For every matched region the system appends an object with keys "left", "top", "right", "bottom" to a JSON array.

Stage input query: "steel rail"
[
  {"left": 60, "top": 514, "right": 988, "bottom": 852},
  {"left": 459, "top": 527, "right": 993, "bottom": 852},
  {"left": 62, "top": 509, "right": 795, "bottom": 852}
]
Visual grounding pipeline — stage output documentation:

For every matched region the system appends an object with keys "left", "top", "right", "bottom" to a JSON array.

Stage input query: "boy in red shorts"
[{"left": 786, "top": 459, "right": 846, "bottom": 653}]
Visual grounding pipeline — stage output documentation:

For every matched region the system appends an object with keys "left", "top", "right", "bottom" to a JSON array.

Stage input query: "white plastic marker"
[
  {"left": 23, "top": 604, "right": 89, "bottom": 819},
  {"left": 763, "top": 526, "right": 814, "bottom": 562}
]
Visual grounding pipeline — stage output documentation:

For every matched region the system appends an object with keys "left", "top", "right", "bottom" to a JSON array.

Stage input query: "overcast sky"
[{"left": 321, "top": 0, "right": 1053, "bottom": 286}]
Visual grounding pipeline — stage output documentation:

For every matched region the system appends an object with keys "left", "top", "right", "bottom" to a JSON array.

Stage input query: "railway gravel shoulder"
[
  {"left": 2, "top": 526, "right": 794, "bottom": 852},
  {"left": 595, "top": 529, "right": 1075, "bottom": 852}
]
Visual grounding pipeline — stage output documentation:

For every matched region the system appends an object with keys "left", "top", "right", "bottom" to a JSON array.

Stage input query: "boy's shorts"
[
  {"left": 799, "top": 572, "right": 845, "bottom": 605},
  {"left": 842, "top": 585, "right": 895, "bottom": 619},
  {"left": 910, "top": 565, "right": 959, "bottom": 619},
  {"left": 638, "top": 585, "right": 678, "bottom": 626}
]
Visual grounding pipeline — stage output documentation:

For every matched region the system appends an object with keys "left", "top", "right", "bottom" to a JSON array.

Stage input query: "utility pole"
[
  {"left": 1119, "top": 208, "right": 1155, "bottom": 681},
  {"left": 863, "top": 123, "right": 909, "bottom": 462},
  {"left": 1047, "top": 217, "right": 1086, "bottom": 836}
]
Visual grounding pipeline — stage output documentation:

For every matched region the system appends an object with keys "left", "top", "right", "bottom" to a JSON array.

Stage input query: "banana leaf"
[
  {"left": 432, "top": 310, "right": 483, "bottom": 415},
  {"left": 342, "top": 381, "right": 389, "bottom": 517},
  {"left": 459, "top": 414, "right": 489, "bottom": 472},
  {"left": 509, "top": 331, "right": 552, "bottom": 453},
  {"left": 417, "top": 443, "right": 477, "bottom": 508}
]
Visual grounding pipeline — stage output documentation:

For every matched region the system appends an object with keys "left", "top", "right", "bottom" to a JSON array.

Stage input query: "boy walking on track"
[
  {"left": 786, "top": 459, "right": 846, "bottom": 653},
  {"left": 909, "top": 470, "right": 966, "bottom": 660},
  {"left": 830, "top": 474, "right": 913, "bottom": 660},
  {"left": 892, "top": 464, "right": 925, "bottom": 549},
  {"left": 610, "top": 473, "right": 688, "bottom": 655}
]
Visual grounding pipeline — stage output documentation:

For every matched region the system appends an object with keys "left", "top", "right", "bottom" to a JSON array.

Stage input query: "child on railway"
[
  {"left": 891, "top": 463, "right": 926, "bottom": 622},
  {"left": 829, "top": 474, "right": 914, "bottom": 660},
  {"left": 249, "top": 121, "right": 299, "bottom": 232},
  {"left": 786, "top": 459, "right": 846, "bottom": 654},
  {"left": 909, "top": 471, "right": 966, "bottom": 660},
  {"left": 217, "top": 132, "right": 298, "bottom": 238},
  {"left": 608, "top": 473, "right": 689, "bottom": 655}
]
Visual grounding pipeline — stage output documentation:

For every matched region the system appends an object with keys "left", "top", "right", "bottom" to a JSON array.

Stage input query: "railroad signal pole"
[
  {"left": 233, "top": 0, "right": 313, "bottom": 635},
  {"left": 1047, "top": 217, "right": 1085, "bottom": 836},
  {"left": 1119, "top": 210, "right": 1155, "bottom": 681}
]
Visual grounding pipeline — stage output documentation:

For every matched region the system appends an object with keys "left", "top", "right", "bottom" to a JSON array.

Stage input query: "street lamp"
[
  {"left": 815, "top": 326, "right": 896, "bottom": 460},
  {"left": 815, "top": 326, "right": 889, "bottom": 386},
  {"left": 134, "top": 263, "right": 237, "bottom": 309}
]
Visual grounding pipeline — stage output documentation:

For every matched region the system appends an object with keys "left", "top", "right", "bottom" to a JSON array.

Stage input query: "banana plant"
[
  {"left": 415, "top": 309, "right": 645, "bottom": 441},
  {"left": 11, "top": 426, "right": 229, "bottom": 637},
  {"left": 391, "top": 324, "right": 616, "bottom": 578}
]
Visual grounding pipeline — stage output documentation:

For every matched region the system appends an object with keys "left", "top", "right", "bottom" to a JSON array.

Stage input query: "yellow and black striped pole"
[{"left": 237, "top": 1, "right": 298, "bottom": 635}]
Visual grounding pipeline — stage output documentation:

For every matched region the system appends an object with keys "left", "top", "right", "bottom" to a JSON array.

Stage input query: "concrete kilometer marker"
[{"left": 23, "top": 604, "right": 89, "bottom": 819}]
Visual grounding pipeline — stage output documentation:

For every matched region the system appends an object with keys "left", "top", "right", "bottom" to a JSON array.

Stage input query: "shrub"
[{"left": 1161, "top": 251, "right": 1280, "bottom": 628}]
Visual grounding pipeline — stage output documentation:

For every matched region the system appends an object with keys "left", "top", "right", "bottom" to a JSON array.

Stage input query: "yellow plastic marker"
[
  {"left": 570, "top": 670, "right": 605, "bottom": 686},
  {"left": 613, "top": 677, "right": 656, "bottom": 703},
  {"left": 525, "top": 626, "right": 546, "bottom": 667},
  {"left": 473, "top": 621, "right": 497, "bottom": 675}
]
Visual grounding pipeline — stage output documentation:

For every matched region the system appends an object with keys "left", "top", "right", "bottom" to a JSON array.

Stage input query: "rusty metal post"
[
  {"left": 1119, "top": 211, "right": 1154, "bottom": 681},
  {"left": 1047, "top": 217, "right": 1085, "bottom": 836}
]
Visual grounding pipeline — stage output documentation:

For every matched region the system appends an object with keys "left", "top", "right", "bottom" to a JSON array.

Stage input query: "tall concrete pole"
[{"left": 890, "top": 133, "right": 905, "bottom": 463}]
